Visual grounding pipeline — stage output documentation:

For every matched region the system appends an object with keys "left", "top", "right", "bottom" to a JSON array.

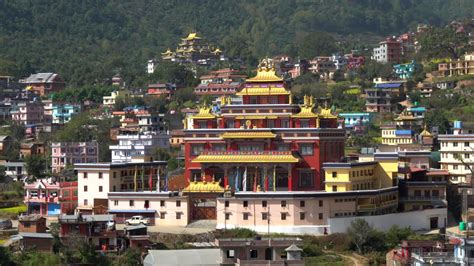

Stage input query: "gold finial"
[
  {"left": 289, "top": 93, "right": 293, "bottom": 104},
  {"left": 309, "top": 96, "right": 314, "bottom": 106}
]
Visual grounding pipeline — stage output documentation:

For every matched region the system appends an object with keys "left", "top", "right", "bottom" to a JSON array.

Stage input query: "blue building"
[
  {"left": 393, "top": 61, "right": 418, "bottom": 79},
  {"left": 339, "top": 112, "right": 373, "bottom": 129},
  {"left": 52, "top": 103, "right": 81, "bottom": 124}
]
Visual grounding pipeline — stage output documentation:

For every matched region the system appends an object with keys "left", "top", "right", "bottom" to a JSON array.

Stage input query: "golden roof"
[
  {"left": 292, "top": 95, "right": 318, "bottom": 118},
  {"left": 182, "top": 32, "right": 201, "bottom": 41},
  {"left": 420, "top": 125, "right": 432, "bottom": 137},
  {"left": 234, "top": 115, "right": 278, "bottom": 119},
  {"left": 212, "top": 48, "right": 222, "bottom": 54},
  {"left": 161, "top": 49, "right": 173, "bottom": 56},
  {"left": 319, "top": 107, "right": 338, "bottom": 119},
  {"left": 236, "top": 86, "right": 290, "bottom": 96},
  {"left": 220, "top": 131, "right": 276, "bottom": 139},
  {"left": 183, "top": 181, "right": 224, "bottom": 193},
  {"left": 246, "top": 58, "right": 284, "bottom": 83},
  {"left": 192, "top": 153, "right": 299, "bottom": 163},
  {"left": 192, "top": 106, "right": 218, "bottom": 119}
]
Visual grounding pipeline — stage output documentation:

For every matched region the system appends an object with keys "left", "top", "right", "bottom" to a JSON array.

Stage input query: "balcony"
[
  {"left": 357, "top": 199, "right": 398, "bottom": 211},
  {"left": 400, "top": 196, "right": 446, "bottom": 203},
  {"left": 192, "top": 150, "right": 299, "bottom": 164},
  {"left": 24, "top": 196, "right": 60, "bottom": 204}
]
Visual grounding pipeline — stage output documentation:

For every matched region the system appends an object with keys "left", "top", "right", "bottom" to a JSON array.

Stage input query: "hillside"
[{"left": 0, "top": 0, "right": 473, "bottom": 86}]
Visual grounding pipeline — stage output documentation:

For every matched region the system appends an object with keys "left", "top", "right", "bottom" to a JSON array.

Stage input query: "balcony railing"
[
  {"left": 357, "top": 199, "right": 398, "bottom": 211},
  {"left": 400, "top": 196, "right": 446, "bottom": 202},
  {"left": 199, "top": 150, "right": 293, "bottom": 156}
]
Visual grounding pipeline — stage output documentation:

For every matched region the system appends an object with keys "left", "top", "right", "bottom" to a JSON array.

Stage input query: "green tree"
[
  {"left": 297, "top": 32, "right": 337, "bottom": 58},
  {"left": 116, "top": 248, "right": 142, "bottom": 266},
  {"left": 418, "top": 26, "right": 471, "bottom": 59},
  {"left": 24, "top": 155, "right": 48, "bottom": 179},
  {"left": 347, "top": 218, "right": 372, "bottom": 253}
]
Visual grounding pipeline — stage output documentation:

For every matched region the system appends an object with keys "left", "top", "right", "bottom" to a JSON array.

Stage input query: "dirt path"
[{"left": 322, "top": 250, "right": 366, "bottom": 266}]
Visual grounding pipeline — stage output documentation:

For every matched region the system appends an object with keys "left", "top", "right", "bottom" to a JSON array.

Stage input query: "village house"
[
  {"left": 20, "top": 73, "right": 65, "bottom": 96},
  {"left": 51, "top": 141, "right": 99, "bottom": 174}
]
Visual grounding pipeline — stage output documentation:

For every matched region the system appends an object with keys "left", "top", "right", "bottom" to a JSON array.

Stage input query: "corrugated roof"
[
  {"left": 375, "top": 83, "right": 403, "bottom": 89},
  {"left": 19, "top": 232, "right": 53, "bottom": 239},
  {"left": 144, "top": 249, "right": 220, "bottom": 266}
]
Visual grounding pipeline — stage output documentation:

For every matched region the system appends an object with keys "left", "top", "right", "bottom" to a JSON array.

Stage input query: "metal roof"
[
  {"left": 19, "top": 232, "right": 53, "bottom": 239},
  {"left": 144, "top": 249, "right": 220, "bottom": 266}
]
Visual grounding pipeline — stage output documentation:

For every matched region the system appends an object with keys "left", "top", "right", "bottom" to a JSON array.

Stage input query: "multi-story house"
[
  {"left": 193, "top": 69, "right": 246, "bottom": 99},
  {"left": 438, "top": 53, "right": 474, "bottom": 77},
  {"left": 381, "top": 126, "right": 416, "bottom": 146},
  {"left": 51, "top": 141, "right": 99, "bottom": 174},
  {"left": 20, "top": 73, "right": 65, "bottom": 96},
  {"left": 372, "top": 37, "right": 402, "bottom": 64},
  {"left": 147, "top": 59, "right": 158, "bottom": 74},
  {"left": 439, "top": 121, "right": 474, "bottom": 184},
  {"left": 110, "top": 107, "right": 169, "bottom": 163},
  {"left": 52, "top": 103, "right": 81, "bottom": 125},
  {"left": 58, "top": 214, "right": 117, "bottom": 251},
  {"left": 308, "top": 56, "right": 336, "bottom": 78},
  {"left": 345, "top": 53, "right": 365, "bottom": 70},
  {"left": 74, "top": 161, "right": 167, "bottom": 215},
  {"left": 10, "top": 100, "right": 44, "bottom": 126},
  {"left": 146, "top": 83, "right": 177, "bottom": 99},
  {"left": 102, "top": 90, "right": 130, "bottom": 108},
  {"left": 24, "top": 179, "right": 78, "bottom": 215},
  {"left": 331, "top": 54, "right": 347, "bottom": 70},
  {"left": 339, "top": 112, "right": 373, "bottom": 134},
  {"left": 365, "top": 82, "right": 404, "bottom": 113}
]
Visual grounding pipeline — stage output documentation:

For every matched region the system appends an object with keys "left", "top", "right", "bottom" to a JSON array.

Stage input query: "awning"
[{"left": 192, "top": 153, "right": 299, "bottom": 163}]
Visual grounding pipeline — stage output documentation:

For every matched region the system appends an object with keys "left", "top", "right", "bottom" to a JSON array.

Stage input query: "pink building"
[
  {"left": 24, "top": 179, "right": 78, "bottom": 215},
  {"left": 10, "top": 101, "right": 44, "bottom": 126},
  {"left": 346, "top": 54, "right": 365, "bottom": 70},
  {"left": 51, "top": 141, "right": 99, "bottom": 174}
]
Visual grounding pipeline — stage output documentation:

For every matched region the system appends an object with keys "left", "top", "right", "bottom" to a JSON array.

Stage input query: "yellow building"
[
  {"left": 381, "top": 126, "right": 415, "bottom": 145},
  {"left": 323, "top": 162, "right": 379, "bottom": 192}
]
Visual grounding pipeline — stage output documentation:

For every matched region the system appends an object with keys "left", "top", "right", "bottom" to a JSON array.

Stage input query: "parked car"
[{"left": 125, "top": 215, "right": 149, "bottom": 226}]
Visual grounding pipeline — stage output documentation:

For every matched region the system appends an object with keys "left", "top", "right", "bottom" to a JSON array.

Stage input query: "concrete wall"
[{"left": 328, "top": 208, "right": 447, "bottom": 234}]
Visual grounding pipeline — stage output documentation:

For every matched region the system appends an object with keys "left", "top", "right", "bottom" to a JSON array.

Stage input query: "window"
[
  {"left": 129, "top": 200, "right": 134, "bottom": 207},
  {"left": 160, "top": 213, "right": 165, "bottom": 219},
  {"left": 74, "top": 190, "right": 78, "bottom": 196},
  {"left": 114, "top": 200, "right": 118, "bottom": 206},
  {"left": 243, "top": 201, "right": 248, "bottom": 208},
  {"left": 300, "top": 119, "right": 309, "bottom": 128},
  {"left": 225, "top": 213, "right": 230, "bottom": 220},
  {"left": 249, "top": 96, "right": 258, "bottom": 104},
  {"left": 63, "top": 190, "right": 69, "bottom": 197},
  {"left": 432, "top": 190, "right": 440, "bottom": 197},
  {"left": 213, "top": 144, "right": 226, "bottom": 151},
  {"left": 269, "top": 96, "right": 279, "bottom": 104},
  {"left": 145, "top": 200, "right": 150, "bottom": 208},
  {"left": 299, "top": 144, "right": 313, "bottom": 155},
  {"left": 332, "top": 185, "right": 337, "bottom": 192},
  {"left": 266, "top": 119, "right": 275, "bottom": 128},
  {"left": 83, "top": 172, "right": 88, "bottom": 178},
  {"left": 453, "top": 165, "right": 458, "bottom": 170},
  {"left": 281, "top": 119, "right": 289, "bottom": 128},
  {"left": 300, "top": 200, "right": 305, "bottom": 207},
  {"left": 98, "top": 172, "right": 103, "bottom": 179},
  {"left": 84, "top": 199, "right": 88, "bottom": 206},
  {"left": 465, "top": 142, "right": 470, "bottom": 147},
  {"left": 262, "top": 213, "right": 268, "bottom": 220},
  {"left": 83, "top": 186, "right": 88, "bottom": 192},
  {"left": 277, "top": 144, "right": 290, "bottom": 151},
  {"left": 226, "top": 120, "right": 235, "bottom": 128},
  {"left": 198, "top": 121, "right": 207, "bottom": 129},
  {"left": 23, "top": 222, "right": 31, "bottom": 228},
  {"left": 250, "top": 249, "right": 258, "bottom": 259},
  {"left": 465, "top": 153, "right": 470, "bottom": 159},
  {"left": 453, "top": 142, "right": 458, "bottom": 147},
  {"left": 300, "top": 212, "right": 305, "bottom": 220},
  {"left": 319, "top": 200, "right": 323, "bottom": 207},
  {"left": 226, "top": 250, "right": 235, "bottom": 259},
  {"left": 243, "top": 213, "right": 249, "bottom": 220},
  {"left": 225, "top": 201, "right": 229, "bottom": 207},
  {"left": 191, "top": 144, "right": 204, "bottom": 156},
  {"left": 176, "top": 213, "right": 182, "bottom": 219},
  {"left": 281, "top": 213, "right": 287, "bottom": 220},
  {"left": 99, "top": 186, "right": 103, "bottom": 192},
  {"left": 113, "top": 172, "right": 117, "bottom": 178},
  {"left": 281, "top": 201, "right": 287, "bottom": 208},
  {"left": 318, "top": 213, "right": 323, "bottom": 220},
  {"left": 332, "top": 171, "right": 337, "bottom": 178},
  {"left": 262, "top": 201, "right": 267, "bottom": 208},
  {"left": 112, "top": 185, "right": 116, "bottom": 192},
  {"left": 299, "top": 171, "right": 314, "bottom": 188},
  {"left": 160, "top": 200, "right": 165, "bottom": 207},
  {"left": 176, "top": 200, "right": 181, "bottom": 207}
]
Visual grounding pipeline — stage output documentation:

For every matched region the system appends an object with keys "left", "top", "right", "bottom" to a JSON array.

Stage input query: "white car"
[{"left": 125, "top": 215, "right": 150, "bottom": 226}]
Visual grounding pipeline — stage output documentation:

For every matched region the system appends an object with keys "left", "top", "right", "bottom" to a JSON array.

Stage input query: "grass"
[
  {"left": 304, "top": 254, "right": 351, "bottom": 266},
  {"left": 0, "top": 204, "right": 27, "bottom": 215},
  {"left": 0, "top": 239, "right": 6, "bottom": 246}
]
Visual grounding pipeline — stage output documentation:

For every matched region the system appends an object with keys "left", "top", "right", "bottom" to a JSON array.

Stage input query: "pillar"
[
  {"left": 287, "top": 164, "right": 293, "bottom": 192},
  {"left": 224, "top": 167, "right": 228, "bottom": 188}
]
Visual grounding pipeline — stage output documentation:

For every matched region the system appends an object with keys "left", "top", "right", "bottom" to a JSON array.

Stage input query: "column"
[
  {"left": 287, "top": 164, "right": 293, "bottom": 192},
  {"left": 224, "top": 167, "right": 229, "bottom": 188}
]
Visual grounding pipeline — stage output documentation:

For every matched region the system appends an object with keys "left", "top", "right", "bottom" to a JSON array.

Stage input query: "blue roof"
[
  {"left": 108, "top": 209, "right": 156, "bottom": 213},
  {"left": 339, "top": 113, "right": 371, "bottom": 117},
  {"left": 408, "top": 107, "right": 426, "bottom": 112},
  {"left": 375, "top": 83, "right": 403, "bottom": 89},
  {"left": 395, "top": 130, "right": 413, "bottom": 136}
]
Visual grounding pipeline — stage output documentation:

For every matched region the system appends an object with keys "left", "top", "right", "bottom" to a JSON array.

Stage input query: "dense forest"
[{"left": 0, "top": 0, "right": 473, "bottom": 86}]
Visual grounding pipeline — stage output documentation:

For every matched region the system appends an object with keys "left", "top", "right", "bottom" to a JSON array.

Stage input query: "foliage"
[
  {"left": 216, "top": 228, "right": 257, "bottom": 238},
  {"left": 418, "top": 26, "right": 471, "bottom": 59},
  {"left": 297, "top": 31, "right": 337, "bottom": 58},
  {"left": 13, "top": 251, "right": 61, "bottom": 266},
  {"left": 148, "top": 61, "right": 197, "bottom": 87},
  {"left": 51, "top": 85, "right": 116, "bottom": 103},
  {"left": 0, "top": 1, "right": 473, "bottom": 85},
  {"left": 0, "top": 205, "right": 27, "bottom": 215},
  {"left": 304, "top": 253, "right": 347, "bottom": 266},
  {"left": 116, "top": 248, "right": 142, "bottom": 266},
  {"left": 24, "top": 155, "right": 48, "bottom": 179},
  {"left": 0, "top": 247, "right": 15, "bottom": 266},
  {"left": 347, "top": 219, "right": 372, "bottom": 253}
]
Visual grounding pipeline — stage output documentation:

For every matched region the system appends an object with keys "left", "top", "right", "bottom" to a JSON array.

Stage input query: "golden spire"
[
  {"left": 245, "top": 58, "right": 284, "bottom": 83},
  {"left": 292, "top": 95, "right": 318, "bottom": 118},
  {"left": 420, "top": 124, "right": 432, "bottom": 137}
]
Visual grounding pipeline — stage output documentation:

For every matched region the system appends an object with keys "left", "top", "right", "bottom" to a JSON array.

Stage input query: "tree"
[
  {"left": 297, "top": 32, "right": 337, "bottom": 58},
  {"left": 347, "top": 218, "right": 372, "bottom": 253},
  {"left": 117, "top": 248, "right": 142, "bottom": 266},
  {"left": 418, "top": 26, "right": 471, "bottom": 59},
  {"left": 24, "top": 155, "right": 48, "bottom": 179}
]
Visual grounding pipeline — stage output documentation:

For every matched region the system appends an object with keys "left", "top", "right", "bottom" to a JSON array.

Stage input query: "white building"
[
  {"left": 102, "top": 90, "right": 130, "bottom": 108},
  {"left": 147, "top": 59, "right": 158, "bottom": 74},
  {"left": 110, "top": 108, "right": 170, "bottom": 163},
  {"left": 439, "top": 121, "right": 474, "bottom": 184}
]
